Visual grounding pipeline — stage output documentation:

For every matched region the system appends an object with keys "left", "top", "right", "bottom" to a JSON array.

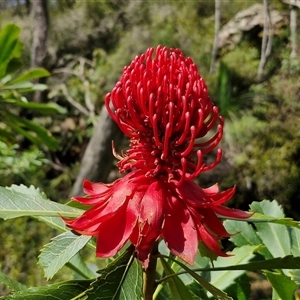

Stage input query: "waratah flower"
[{"left": 64, "top": 45, "right": 250, "bottom": 267}]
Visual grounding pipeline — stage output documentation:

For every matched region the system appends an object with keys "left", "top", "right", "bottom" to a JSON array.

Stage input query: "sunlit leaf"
[
  {"left": 224, "top": 220, "right": 272, "bottom": 259},
  {"left": 208, "top": 246, "right": 257, "bottom": 291},
  {"left": 192, "top": 255, "right": 300, "bottom": 272},
  {"left": 290, "top": 227, "right": 300, "bottom": 257},
  {"left": 250, "top": 201, "right": 291, "bottom": 258},
  {"left": 38, "top": 231, "right": 91, "bottom": 280},
  {"left": 0, "top": 185, "right": 82, "bottom": 219}
]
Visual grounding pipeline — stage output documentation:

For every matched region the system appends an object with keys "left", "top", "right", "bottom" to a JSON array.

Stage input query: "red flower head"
[{"left": 64, "top": 46, "right": 250, "bottom": 267}]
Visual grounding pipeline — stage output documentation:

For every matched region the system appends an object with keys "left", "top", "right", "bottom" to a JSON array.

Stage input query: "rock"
[{"left": 218, "top": 4, "right": 287, "bottom": 51}]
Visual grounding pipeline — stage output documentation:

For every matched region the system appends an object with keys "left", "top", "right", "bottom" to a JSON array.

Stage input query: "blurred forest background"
[{"left": 0, "top": 0, "right": 300, "bottom": 297}]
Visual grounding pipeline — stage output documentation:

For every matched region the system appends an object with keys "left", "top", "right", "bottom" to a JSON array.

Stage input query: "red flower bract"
[{"left": 64, "top": 45, "right": 250, "bottom": 267}]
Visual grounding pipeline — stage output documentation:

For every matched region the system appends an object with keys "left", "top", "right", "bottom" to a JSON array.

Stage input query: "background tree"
[
  {"left": 257, "top": 0, "right": 273, "bottom": 81},
  {"left": 30, "top": 0, "right": 49, "bottom": 102}
]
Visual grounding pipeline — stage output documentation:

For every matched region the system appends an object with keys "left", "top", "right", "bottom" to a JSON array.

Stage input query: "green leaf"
[
  {"left": 0, "top": 186, "right": 98, "bottom": 253},
  {"left": 160, "top": 258, "right": 193, "bottom": 300},
  {"left": 2, "top": 81, "right": 34, "bottom": 90},
  {"left": 0, "top": 269, "right": 27, "bottom": 292},
  {"left": 191, "top": 255, "right": 300, "bottom": 272},
  {"left": 1, "top": 280, "right": 93, "bottom": 300},
  {"left": 38, "top": 231, "right": 91, "bottom": 280},
  {"left": 66, "top": 253, "right": 97, "bottom": 280},
  {"left": 250, "top": 201, "right": 291, "bottom": 257},
  {"left": 8, "top": 68, "right": 50, "bottom": 85},
  {"left": 0, "top": 24, "right": 21, "bottom": 78},
  {"left": 290, "top": 227, "right": 300, "bottom": 256},
  {"left": 264, "top": 270, "right": 298, "bottom": 300},
  {"left": 208, "top": 245, "right": 257, "bottom": 291},
  {"left": 4, "top": 116, "right": 42, "bottom": 145},
  {"left": 224, "top": 220, "right": 272, "bottom": 259},
  {"left": 0, "top": 128, "right": 14, "bottom": 143},
  {"left": 6, "top": 101, "right": 67, "bottom": 115},
  {"left": 160, "top": 256, "right": 232, "bottom": 300},
  {"left": 224, "top": 220, "right": 262, "bottom": 247},
  {"left": 245, "top": 201, "right": 300, "bottom": 230},
  {"left": 0, "top": 185, "right": 83, "bottom": 219},
  {"left": 225, "top": 273, "right": 251, "bottom": 300},
  {"left": 186, "top": 281, "right": 209, "bottom": 300},
  {"left": 82, "top": 246, "right": 143, "bottom": 300},
  {"left": 4, "top": 112, "right": 58, "bottom": 150}
]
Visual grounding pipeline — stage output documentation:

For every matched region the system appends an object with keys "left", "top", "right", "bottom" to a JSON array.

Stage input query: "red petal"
[
  {"left": 82, "top": 179, "right": 113, "bottom": 195},
  {"left": 72, "top": 194, "right": 110, "bottom": 205},
  {"left": 213, "top": 205, "right": 252, "bottom": 219},
  {"left": 202, "top": 183, "right": 219, "bottom": 195},
  {"left": 176, "top": 181, "right": 211, "bottom": 206},
  {"left": 199, "top": 208, "right": 231, "bottom": 238},
  {"left": 139, "top": 180, "right": 164, "bottom": 225},
  {"left": 135, "top": 180, "right": 164, "bottom": 265},
  {"left": 96, "top": 202, "right": 137, "bottom": 257},
  {"left": 163, "top": 195, "right": 198, "bottom": 265},
  {"left": 209, "top": 187, "right": 236, "bottom": 206},
  {"left": 198, "top": 224, "right": 228, "bottom": 257}
]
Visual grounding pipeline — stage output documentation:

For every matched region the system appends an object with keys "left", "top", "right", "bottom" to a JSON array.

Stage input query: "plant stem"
[{"left": 143, "top": 243, "right": 158, "bottom": 300}]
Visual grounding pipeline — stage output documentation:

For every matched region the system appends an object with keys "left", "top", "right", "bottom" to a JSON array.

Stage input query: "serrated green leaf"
[
  {"left": 250, "top": 201, "right": 291, "bottom": 257},
  {"left": 8, "top": 68, "right": 50, "bottom": 85},
  {"left": 160, "top": 258, "right": 193, "bottom": 300},
  {"left": 224, "top": 220, "right": 272, "bottom": 259},
  {"left": 0, "top": 270, "right": 27, "bottom": 292},
  {"left": 1, "top": 280, "right": 93, "bottom": 300},
  {"left": 224, "top": 200, "right": 300, "bottom": 230},
  {"left": 264, "top": 270, "right": 298, "bottom": 300},
  {"left": 39, "top": 231, "right": 91, "bottom": 280},
  {"left": 0, "top": 185, "right": 95, "bottom": 251},
  {"left": 224, "top": 220, "right": 262, "bottom": 247},
  {"left": 82, "top": 246, "right": 143, "bottom": 300},
  {"left": 290, "top": 227, "right": 300, "bottom": 256},
  {"left": 209, "top": 245, "right": 257, "bottom": 291},
  {"left": 117, "top": 258, "right": 143, "bottom": 300},
  {"left": 0, "top": 185, "right": 83, "bottom": 219}
]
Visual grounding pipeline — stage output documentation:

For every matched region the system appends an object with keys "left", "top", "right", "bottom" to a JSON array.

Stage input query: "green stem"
[{"left": 143, "top": 243, "right": 159, "bottom": 300}]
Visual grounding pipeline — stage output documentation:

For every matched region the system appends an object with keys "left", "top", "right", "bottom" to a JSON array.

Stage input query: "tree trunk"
[
  {"left": 210, "top": 0, "right": 221, "bottom": 74},
  {"left": 257, "top": 0, "right": 273, "bottom": 81},
  {"left": 70, "top": 105, "right": 123, "bottom": 196},
  {"left": 290, "top": 5, "right": 298, "bottom": 58},
  {"left": 30, "top": 0, "right": 49, "bottom": 102}
]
